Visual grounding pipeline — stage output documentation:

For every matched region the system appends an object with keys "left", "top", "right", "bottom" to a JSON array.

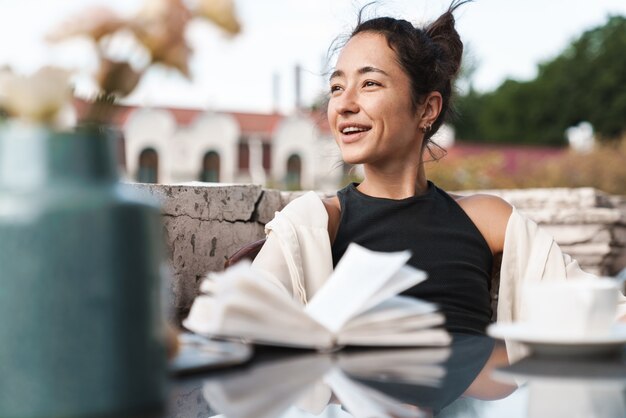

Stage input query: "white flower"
[{"left": 0, "top": 67, "right": 73, "bottom": 124}]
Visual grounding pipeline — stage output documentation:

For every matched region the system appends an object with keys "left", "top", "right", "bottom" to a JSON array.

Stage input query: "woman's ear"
[{"left": 418, "top": 92, "right": 443, "bottom": 131}]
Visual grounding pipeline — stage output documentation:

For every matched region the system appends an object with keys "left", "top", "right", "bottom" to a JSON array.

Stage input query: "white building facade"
[{"left": 120, "top": 106, "right": 342, "bottom": 191}]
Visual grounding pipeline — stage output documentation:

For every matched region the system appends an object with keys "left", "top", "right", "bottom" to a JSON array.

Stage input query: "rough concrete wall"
[
  {"left": 129, "top": 183, "right": 626, "bottom": 321},
  {"left": 129, "top": 183, "right": 291, "bottom": 321}
]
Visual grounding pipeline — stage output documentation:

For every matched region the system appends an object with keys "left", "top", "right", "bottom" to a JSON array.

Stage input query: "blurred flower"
[
  {"left": 131, "top": 0, "right": 193, "bottom": 77},
  {"left": 46, "top": 6, "right": 127, "bottom": 42},
  {"left": 0, "top": 67, "right": 72, "bottom": 124},
  {"left": 195, "top": 0, "right": 241, "bottom": 35},
  {"left": 32, "top": 0, "right": 241, "bottom": 125},
  {"left": 96, "top": 59, "right": 143, "bottom": 97}
]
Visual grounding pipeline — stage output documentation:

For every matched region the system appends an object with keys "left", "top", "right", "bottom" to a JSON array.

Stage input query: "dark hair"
[{"left": 348, "top": 1, "right": 469, "bottom": 151}]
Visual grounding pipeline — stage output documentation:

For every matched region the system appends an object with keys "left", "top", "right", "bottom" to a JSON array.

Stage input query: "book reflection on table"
[
  {"left": 184, "top": 243, "right": 451, "bottom": 350},
  {"left": 203, "top": 347, "right": 451, "bottom": 418}
]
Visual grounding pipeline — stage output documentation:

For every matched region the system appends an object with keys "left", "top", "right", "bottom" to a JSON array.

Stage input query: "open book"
[
  {"left": 184, "top": 243, "right": 451, "bottom": 350},
  {"left": 203, "top": 347, "right": 450, "bottom": 418}
]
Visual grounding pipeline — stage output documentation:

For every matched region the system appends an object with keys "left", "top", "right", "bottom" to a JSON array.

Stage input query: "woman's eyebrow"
[
  {"left": 329, "top": 66, "right": 389, "bottom": 82},
  {"left": 358, "top": 66, "right": 389, "bottom": 77},
  {"left": 329, "top": 69, "right": 344, "bottom": 81}
]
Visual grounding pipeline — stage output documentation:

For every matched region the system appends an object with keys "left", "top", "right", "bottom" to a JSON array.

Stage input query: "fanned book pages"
[{"left": 183, "top": 243, "right": 451, "bottom": 350}]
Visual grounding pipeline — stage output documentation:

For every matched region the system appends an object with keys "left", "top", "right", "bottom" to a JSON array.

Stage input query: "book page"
[
  {"left": 342, "top": 296, "right": 438, "bottom": 330},
  {"left": 337, "top": 296, "right": 450, "bottom": 347},
  {"left": 305, "top": 243, "right": 413, "bottom": 333},
  {"left": 337, "top": 326, "right": 451, "bottom": 347},
  {"left": 351, "top": 265, "right": 428, "bottom": 318},
  {"left": 184, "top": 261, "right": 334, "bottom": 349}
]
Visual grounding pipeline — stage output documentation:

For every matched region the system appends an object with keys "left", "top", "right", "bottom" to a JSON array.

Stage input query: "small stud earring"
[{"left": 421, "top": 124, "right": 432, "bottom": 133}]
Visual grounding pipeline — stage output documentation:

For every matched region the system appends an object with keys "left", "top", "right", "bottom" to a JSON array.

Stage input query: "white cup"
[{"left": 524, "top": 278, "right": 620, "bottom": 338}]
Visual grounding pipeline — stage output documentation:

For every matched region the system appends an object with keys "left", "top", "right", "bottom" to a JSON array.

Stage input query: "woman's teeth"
[{"left": 342, "top": 126, "right": 369, "bottom": 134}]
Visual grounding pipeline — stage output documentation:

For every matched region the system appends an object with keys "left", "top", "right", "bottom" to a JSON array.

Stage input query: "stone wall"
[
  {"left": 465, "top": 187, "right": 626, "bottom": 276},
  {"left": 130, "top": 183, "right": 288, "bottom": 320},
  {"left": 129, "top": 183, "right": 626, "bottom": 321}
]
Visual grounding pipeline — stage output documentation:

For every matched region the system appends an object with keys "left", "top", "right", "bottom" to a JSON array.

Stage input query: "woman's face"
[{"left": 327, "top": 31, "right": 423, "bottom": 167}]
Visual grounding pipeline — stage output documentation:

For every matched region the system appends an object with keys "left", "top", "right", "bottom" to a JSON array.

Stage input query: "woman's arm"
[
  {"left": 252, "top": 231, "right": 296, "bottom": 296},
  {"left": 250, "top": 192, "right": 337, "bottom": 303},
  {"left": 456, "top": 194, "right": 626, "bottom": 323},
  {"left": 454, "top": 194, "right": 513, "bottom": 256},
  {"left": 322, "top": 196, "right": 342, "bottom": 245},
  {"left": 463, "top": 342, "right": 517, "bottom": 400}
]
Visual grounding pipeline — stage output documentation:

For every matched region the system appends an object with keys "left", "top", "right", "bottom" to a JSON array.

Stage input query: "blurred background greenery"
[
  {"left": 454, "top": 16, "right": 626, "bottom": 145},
  {"left": 429, "top": 16, "right": 626, "bottom": 194}
]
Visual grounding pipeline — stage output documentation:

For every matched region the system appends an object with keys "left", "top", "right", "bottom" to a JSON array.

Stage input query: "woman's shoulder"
[
  {"left": 452, "top": 192, "right": 512, "bottom": 215},
  {"left": 277, "top": 191, "right": 328, "bottom": 226},
  {"left": 273, "top": 192, "right": 341, "bottom": 237},
  {"left": 451, "top": 192, "right": 513, "bottom": 255}
]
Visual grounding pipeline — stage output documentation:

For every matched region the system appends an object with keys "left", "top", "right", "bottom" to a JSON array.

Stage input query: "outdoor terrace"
[{"left": 131, "top": 183, "right": 626, "bottom": 322}]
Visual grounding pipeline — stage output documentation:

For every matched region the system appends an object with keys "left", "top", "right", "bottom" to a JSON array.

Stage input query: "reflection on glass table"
[
  {"left": 167, "top": 332, "right": 626, "bottom": 418},
  {"left": 168, "top": 333, "right": 515, "bottom": 418},
  {"left": 492, "top": 355, "right": 626, "bottom": 418}
]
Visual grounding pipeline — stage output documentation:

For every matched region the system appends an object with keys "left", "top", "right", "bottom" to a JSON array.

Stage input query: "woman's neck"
[{"left": 357, "top": 161, "right": 428, "bottom": 199}]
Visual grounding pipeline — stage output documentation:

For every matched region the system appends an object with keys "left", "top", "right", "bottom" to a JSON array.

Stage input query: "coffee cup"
[{"left": 523, "top": 278, "right": 620, "bottom": 338}]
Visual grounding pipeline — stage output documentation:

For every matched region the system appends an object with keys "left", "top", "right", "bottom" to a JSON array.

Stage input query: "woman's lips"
[
  {"left": 340, "top": 129, "right": 369, "bottom": 143},
  {"left": 337, "top": 123, "right": 371, "bottom": 143}
]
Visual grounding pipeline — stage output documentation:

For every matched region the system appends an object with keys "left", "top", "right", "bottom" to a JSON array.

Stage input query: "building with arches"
[{"left": 82, "top": 102, "right": 344, "bottom": 191}]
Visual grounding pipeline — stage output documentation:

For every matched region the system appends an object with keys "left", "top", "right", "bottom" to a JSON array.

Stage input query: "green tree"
[{"left": 454, "top": 15, "right": 626, "bottom": 144}]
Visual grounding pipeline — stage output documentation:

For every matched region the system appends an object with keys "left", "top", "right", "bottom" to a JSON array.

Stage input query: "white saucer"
[{"left": 486, "top": 322, "right": 626, "bottom": 356}]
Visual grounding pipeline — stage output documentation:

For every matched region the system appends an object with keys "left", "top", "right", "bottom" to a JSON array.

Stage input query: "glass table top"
[{"left": 167, "top": 333, "right": 626, "bottom": 418}]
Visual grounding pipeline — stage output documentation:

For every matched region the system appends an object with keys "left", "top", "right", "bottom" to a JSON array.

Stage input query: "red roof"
[
  {"left": 228, "top": 111, "right": 283, "bottom": 137},
  {"left": 73, "top": 99, "right": 332, "bottom": 138}
]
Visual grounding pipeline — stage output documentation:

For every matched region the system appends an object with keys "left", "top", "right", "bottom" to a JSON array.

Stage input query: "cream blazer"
[{"left": 252, "top": 191, "right": 626, "bottom": 361}]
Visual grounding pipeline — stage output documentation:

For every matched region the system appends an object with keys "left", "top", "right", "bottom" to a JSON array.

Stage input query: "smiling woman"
[
  {"left": 329, "top": 33, "right": 424, "bottom": 170},
  {"left": 248, "top": 0, "right": 626, "bottom": 359}
]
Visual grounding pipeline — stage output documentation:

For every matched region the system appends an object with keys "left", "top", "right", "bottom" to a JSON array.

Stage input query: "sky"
[{"left": 1, "top": 0, "right": 625, "bottom": 114}]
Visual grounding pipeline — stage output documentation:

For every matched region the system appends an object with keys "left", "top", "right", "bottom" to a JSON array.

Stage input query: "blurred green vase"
[{"left": 0, "top": 122, "right": 167, "bottom": 418}]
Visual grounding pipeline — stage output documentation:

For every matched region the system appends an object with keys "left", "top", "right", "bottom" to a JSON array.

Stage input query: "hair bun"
[{"left": 424, "top": 0, "right": 468, "bottom": 78}]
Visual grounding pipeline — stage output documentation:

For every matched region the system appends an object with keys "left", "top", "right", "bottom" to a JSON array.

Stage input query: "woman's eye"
[
  {"left": 330, "top": 85, "right": 342, "bottom": 94},
  {"left": 363, "top": 81, "right": 380, "bottom": 88}
]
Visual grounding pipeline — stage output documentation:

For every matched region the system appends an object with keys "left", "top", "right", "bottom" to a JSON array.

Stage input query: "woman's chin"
[
  {"left": 339, "top": 150, "right": 367, "bottom": 166},
  {"left": 342, "top": 156, "right": 365, "bottom": 166}
]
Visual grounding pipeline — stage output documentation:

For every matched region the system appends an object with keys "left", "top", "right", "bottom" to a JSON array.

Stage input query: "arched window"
[
  {"left": 286, "top": 154, "right": 302, "bottom": 190},
  {"left": 137, "top": 148, "right": 158, "bottom": 183},
  {"left": 262, "top": 143, "right": 271, "bottom": 170},
  {"left": 201, "top": 151, "right": 220, "bottom": 183},
  {"left": 238, "top": 139, "right": 249, "bottom": 171}
]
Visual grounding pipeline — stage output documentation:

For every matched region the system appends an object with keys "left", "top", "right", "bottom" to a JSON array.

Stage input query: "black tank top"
[{"left": 331, "top": 182, "right": 493, "bottom": 334}]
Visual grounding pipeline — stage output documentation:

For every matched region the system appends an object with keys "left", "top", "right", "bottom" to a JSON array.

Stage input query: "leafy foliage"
[{"left": 454, "top": 16, "right": 626, "bottom": 145}]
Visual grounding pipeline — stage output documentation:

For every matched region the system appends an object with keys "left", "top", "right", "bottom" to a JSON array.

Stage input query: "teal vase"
[{"left": 0, "top": 122, "right": 167, "bottom": 418}]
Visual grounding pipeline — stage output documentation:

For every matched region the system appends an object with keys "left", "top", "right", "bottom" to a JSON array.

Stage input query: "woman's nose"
[{"left": 334, "top": 88, "right": 359, "bottom": 114}]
